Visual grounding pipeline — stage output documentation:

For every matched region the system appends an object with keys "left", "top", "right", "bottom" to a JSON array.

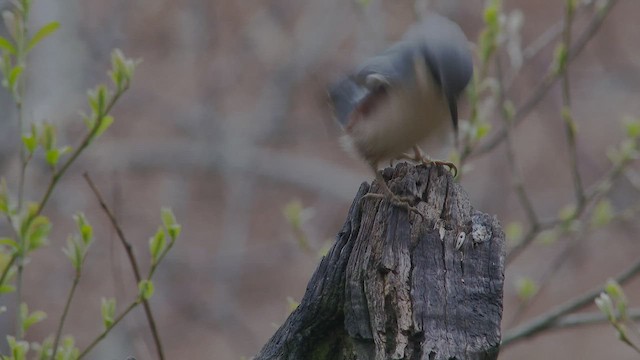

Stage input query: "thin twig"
[
  {"left": 502, "top": 254, "right": 640, "bottom": 347},
  {"left": 508, "top": 221, "right": 589, "bottom": 326},
  {"left": 0, "top": 213, "right": 20, "bottom": 287},
  {"left": 560, "top": 0, "right": 586, "bottom": 208},
  {"left": 469, "top": 0, "right": 620, "bottom": 160},
  {"left": 506, "top": 137, "right": 633, "bottom": 264},
  {"left": 510, "top": 198, "right": 640, "bottom": 327},
  {"left": 147, "top": 239, "right": 175, "bottom": 281},
  {"left": 50, "top": 275, "right": 80, "bottom": 360},
  {"left": 0, "top": 253, "right": 17, "bottom": 286},
  {"left": 504, "top": 1, "right": 594, "bottom": 87},
  {"left": 507, "top": 1, "right": 587, "bottom": 320},
  {"left": 554, "top": 308, "right": 640, "bottom": 329},
  {"left": 17, "top": 153, "right": 32, "bottom": 213},
  {"left": 77, "top": 299, "right": 139, "bottom": 359},
  {"left": 33, "top": 88, "right": 126, "bottom": 221},
  {"left": 15, "top": 262, "right": 23, "bottom": 338},
  {"left": 14, "top": 5, "right": 30, "bottom": 340},
  {"left": 83, "top": 173, "right": 165, "bottom": 360},
  {"left": 496, "top": 55, "right": 539, "bottom": 228}
]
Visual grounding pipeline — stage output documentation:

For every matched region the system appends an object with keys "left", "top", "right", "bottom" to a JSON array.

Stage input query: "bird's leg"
[
  {"left": 407, "top": 145, "right": 458, "bottom": 176},
  {"left": 361, "top": 163, "right": 423, "bottom": 217}
]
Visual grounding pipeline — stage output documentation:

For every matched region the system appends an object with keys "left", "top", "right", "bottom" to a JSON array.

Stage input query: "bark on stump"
[{"left": 256, "top": 163, "right": 505, "bottom": 360}]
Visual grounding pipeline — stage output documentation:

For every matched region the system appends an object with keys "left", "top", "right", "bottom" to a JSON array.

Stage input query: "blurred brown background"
[{"left": 1, "top": 0, "right": 640, "bottom": 359}]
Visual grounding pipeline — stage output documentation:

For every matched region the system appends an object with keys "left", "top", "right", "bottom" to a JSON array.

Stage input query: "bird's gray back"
[{"left": 355, "top": 14, "right": 472, "bottom": 98}]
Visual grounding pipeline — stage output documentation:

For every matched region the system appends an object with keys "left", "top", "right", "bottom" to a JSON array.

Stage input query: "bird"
[{"left": 328, "top": 14, "right": 473, "bottom": 210}]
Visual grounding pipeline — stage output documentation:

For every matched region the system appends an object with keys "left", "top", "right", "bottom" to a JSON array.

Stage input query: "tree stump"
[{"left": 256, "top": 163, "right": 505, "bottom": 360}]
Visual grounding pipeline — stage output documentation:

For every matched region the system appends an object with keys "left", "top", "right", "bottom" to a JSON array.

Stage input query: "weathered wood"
[{"left": 256, "top": 163, "right": 505, "bottom": 360}]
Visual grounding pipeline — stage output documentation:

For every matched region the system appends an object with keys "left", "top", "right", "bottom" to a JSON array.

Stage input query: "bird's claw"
[
  {"left": 428, "top": 160, "right": 458, "bottom": 177},
  {"left": 361, "top": 192, "right": 424, "bottom": 219},
  {"left": 399, "top": 147, "right": 458, "bottom": 177}
]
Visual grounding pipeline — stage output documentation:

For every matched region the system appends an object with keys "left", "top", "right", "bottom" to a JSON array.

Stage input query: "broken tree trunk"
[{"left": 256, "top": 163, "right": 505, "bottom": 360}]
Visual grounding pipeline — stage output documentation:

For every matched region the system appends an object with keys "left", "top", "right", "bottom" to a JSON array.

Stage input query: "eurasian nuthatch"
[{"left": 329, "top": 14, "right": 473, "bottom": 207}]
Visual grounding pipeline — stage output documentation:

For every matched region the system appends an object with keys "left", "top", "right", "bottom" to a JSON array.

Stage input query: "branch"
[
  {"left": 502, "top": 255, "right": 640, "bottom": 347},
  {"left": 34, "top": 88, "right": 126, "bottom": 220},
  {"left": 51, "top": 276, "right": 80, "bottom": 360},
  {"left": 83, "top": 173, "right": 165, "bottom": 360},
  {"left": 506, "top": 135, "right": 634, "bottom": 264},
  {"left": 555, "top": 308, "right": 640, "bottom": 329},
  {"left": 77, "top": 300, "right": 139, "bottom": 359},
  {"left": 470, "top": 0, "right": 620, "bottom": 160},
  {"left": 505, "top": 0, "right": 596, "bottom": 88},
  {"left": 560, "top": 0, "right": 586, "bottom": 208},
  {"left": 495, "top": 54, "right": 539, "bottom": 229}
]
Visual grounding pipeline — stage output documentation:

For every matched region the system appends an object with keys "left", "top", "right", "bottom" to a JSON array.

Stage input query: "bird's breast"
[{"left": 343, "top": 77, "right": 450, "bottom": 164}]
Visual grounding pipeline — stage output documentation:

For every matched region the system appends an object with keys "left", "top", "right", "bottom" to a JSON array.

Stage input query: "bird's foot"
[
  {"left": 398, "top": 146, "right": 458, "bottom": 177},
  {"left": 361, "top": 192, "right": 424, "bottom": 218},
  {"left": 424, "top": 159, "right": 458, "bottom": 177}
]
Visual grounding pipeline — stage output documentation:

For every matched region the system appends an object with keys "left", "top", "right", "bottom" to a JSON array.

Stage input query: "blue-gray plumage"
[{"left": 329, "top": 14, "right": 472, "bottom": 207}]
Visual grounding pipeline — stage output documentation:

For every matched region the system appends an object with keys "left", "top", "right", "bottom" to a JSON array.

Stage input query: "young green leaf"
[
  {"left": 505, "top": 222, "right": 523, "bottom": 245},
  {"left": 552, "top": 43, "right": 568, "bottom": 75},
  {"left": 0, "top": 284, "right": 16, "bottom": 294},
  {"left": 138, "top": 279, "right": 154, "bottom": 300},
  {"left": 0, "top": 178, "right": 9, "bottom": 213},
  {"left": 595, "top": 292, "right": 615, "bottom": 322},
  {"left": 283, "top": 200, "right": 303, "bottom": 228},
  {"left": 26, "top": 21, "right": 59, "bottom": 52},
  {"left": 566, "top": 0, "right": 577, "bottom": 16},
  {"left": 605, "top": 279, "right": 625, "bottom": 301},
  {"left": 623, "top": 116, "right": 640, "bottom": 140},
  {"left": 80, "top": 112, "right": 93, "bottom": 131},
  {"left": 38, "top": 122, "right": 56, "bottom": 151},
  {"left": 475, "top": 122, "right": 492, "bottom": 141},
  {"left": 45, "top": 148, "right": 60, "bottom": 167},
  {"left": 0, "top": 237, "right": 19, "bottom": 252},
  {"left": 22, "top": 309, "right": 46, "bottom": 334},
  {"left": 109, "top": 49, "right": 140, "bottom": 90},
  {"left": 286, "top": 296, "right": 299, "bottom": 312},
  {"left": 21, "top": 132, "right": 37, "bottom": 154},
  {"left": 516, "top": 277, "right": 539, "bottom": 301},
  {"left": 0, "top": 35, "right": 16, "bottom": 55},
  {"left": 558, "top": 204, "right": 577, "bottom": 222},
  {"left": 100, "top": 298, "right": 116, "bottom": 329},
  {"left": 160, "top": 207, "right": 177, "bottom": 228},
  {"left": 478, "top": 0, "right": 502, "bottom": 65},
  {"left": 7, "top": 64, "right": 23, "bottom": 91},
  {"left": 59, "top": 145, "right": 72, "bottom": 155},
  {"left": 62, "top": 236, "right": 84, "bottom": 272},
  {"left": 94, "top": 115, "right": 113, "bottom": 138},
  {"left": 56, "top": 336, "right": 79, "bottom": 360},
  {"left": 591, "top": 199, "right": 613, "bottom": 228},
  {"left": 32, "top": 336, "right": 53, "bottom": 360},
  {"left": 25, "top": 215, "right": 51, "bottom": 252},
  {"left": 604, "top": 279, "right": 628, "bottom": 320},
  {"left": 167, "top": 224, "right": 182, "bottom": 242},
  {"left": 96, "top": 85, "right": 107, "bottom": 115},
  {"left": 7, "top": 335, "right": 29, "bottom": 360},
  {"left": 87, "top": 88, "right": 99, "bottom": 114},
  {"left": 73, "top": 213, "right": 93, "bottom": 245},
  {"left": 161, "top": 207, "right": 181, "bottom": 240},
  {"left": 149, "top": 226, "right": 166, "bottom": 264}
]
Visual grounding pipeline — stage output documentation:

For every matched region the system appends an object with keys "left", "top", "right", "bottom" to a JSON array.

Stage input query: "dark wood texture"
[{"left": 256, "top": 163, "right": 505, "bottom": 360}]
